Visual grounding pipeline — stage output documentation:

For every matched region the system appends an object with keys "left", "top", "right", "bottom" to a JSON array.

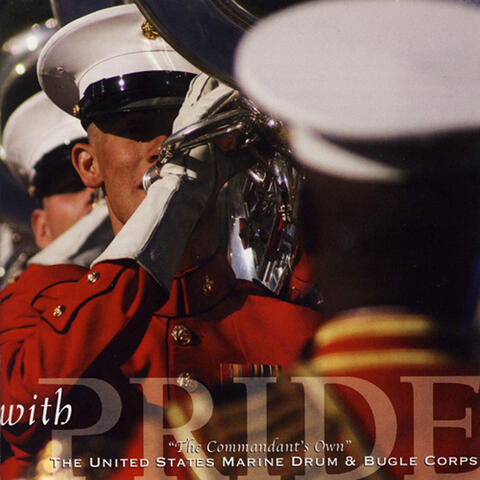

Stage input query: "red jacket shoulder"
[{"left": 0, "top": 264, "right": 87, "bottom": 303}]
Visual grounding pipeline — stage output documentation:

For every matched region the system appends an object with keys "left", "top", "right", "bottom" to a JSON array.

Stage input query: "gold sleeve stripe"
[
  {"left": 314, "top": 315, "right": 436, "bottom": 347},
  {"left": 309, "top": 348, "right": 453, "bottom": 374}
]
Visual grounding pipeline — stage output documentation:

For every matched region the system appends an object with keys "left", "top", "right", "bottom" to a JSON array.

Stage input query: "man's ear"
[
  {"left": 31, "top": 209, "right": 53, "bottom": 249},
  {"left": 72, "top": 142, "right": 103, "bottom": 188}
]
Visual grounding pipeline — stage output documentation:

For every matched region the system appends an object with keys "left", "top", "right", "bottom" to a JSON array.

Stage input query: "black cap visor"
[{"left": 78, "top": 70, "right": 195, "bottom": 129}]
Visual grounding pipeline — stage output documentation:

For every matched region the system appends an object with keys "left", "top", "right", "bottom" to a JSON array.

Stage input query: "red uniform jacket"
[
  {"left": 0, "top": 254, "right": 318, "bottom": 478},
  {"left": 302, "top": 310, "right": 480, "bottom": 479}
]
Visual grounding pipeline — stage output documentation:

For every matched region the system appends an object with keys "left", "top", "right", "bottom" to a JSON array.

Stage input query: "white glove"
[
  {"left": 92, "top": 160, "right": 210, "bottom": 294},
  {"left": 172, "top": 73, "right": 236, "bottom": 132},
  {"left": 171, "top": 73, "right": 249, "bottom": 192}
]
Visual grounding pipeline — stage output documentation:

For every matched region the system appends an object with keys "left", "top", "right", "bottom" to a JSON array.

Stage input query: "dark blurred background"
[
  {"left": 0, "top": 0, "right": 54, "bottom": 227},
  {"left": 0, "top": 0, "right": 123, "bottom": 227},
  {"left": 0, "top": 0, "right": 53, "bottom": 43}
]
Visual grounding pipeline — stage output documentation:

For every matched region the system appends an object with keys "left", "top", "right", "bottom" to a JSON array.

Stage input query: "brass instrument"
[
  {"left": 135, "top": 0, "right": 308, "bottom": 87},
  {"left": 136, "top": 0, "right": 314, "bottom": 297},
  {"left": 142, "top": 94, "right": 304, "bottom": 296}
]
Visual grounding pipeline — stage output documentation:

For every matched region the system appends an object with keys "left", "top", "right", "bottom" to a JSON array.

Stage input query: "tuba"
[
  {"left": 134, "top": 0, "right": 307, "bottom": 87},
  {"left": 136, "top": 0, "right": 317, "bottom": 301}
]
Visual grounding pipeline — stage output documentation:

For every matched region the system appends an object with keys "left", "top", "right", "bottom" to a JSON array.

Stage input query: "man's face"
[
  {"left": 43, "top": 188, "right": 97, "bottom": 238},
  {"left": 32, "top": 187, "right": 97, "bottom": 249},
  {"left": 86, "top": 110, "right": 177, "bottom": 230}
]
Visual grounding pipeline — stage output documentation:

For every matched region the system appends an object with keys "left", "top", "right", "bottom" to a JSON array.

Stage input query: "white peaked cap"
[
  {"left": 2, "top": 91, "right": 86, "bottom": 187},
  {"left": 235, "top": 0, "right": 480, "bottom": 181},
  {"left": 37, "top": 4, "right": 200, "bottom": 116}
]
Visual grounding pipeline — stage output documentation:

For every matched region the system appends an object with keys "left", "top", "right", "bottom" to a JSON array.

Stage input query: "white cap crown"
[
  {"left": 2, "top": 91, "right": 86, "bottom": 186},
  {"left": 235, "top": 0, "right": 480, "bottom": 181},
  {"left": 38, "top": 4, "right": 200, "bottom": 116}
]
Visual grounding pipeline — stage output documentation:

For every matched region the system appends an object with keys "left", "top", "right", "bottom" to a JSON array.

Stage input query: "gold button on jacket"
[{"left": 171, "top": 324, "right": 192, "bottom": 346}]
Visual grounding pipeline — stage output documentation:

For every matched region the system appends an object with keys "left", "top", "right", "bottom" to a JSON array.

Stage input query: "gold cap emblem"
[
  {"left": 72, "top": 104, "right": 80, "bottom": 117},
  {"left": 141, "top": 21, "right": 160, "bottom": 40}
]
